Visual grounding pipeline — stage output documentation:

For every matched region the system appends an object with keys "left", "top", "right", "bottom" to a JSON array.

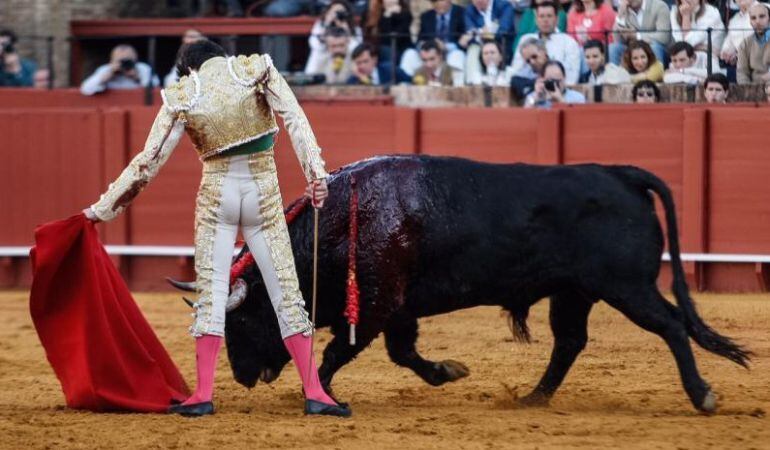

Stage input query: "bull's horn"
[
  {"left": 226, "top": 278, "right": 248, "bottom": 312},
  {"left": 182, "top": 297, "right": 195, "bottom": 308},
  {"left": 166, "top": 277, "right": 198, "bottom": 292}
]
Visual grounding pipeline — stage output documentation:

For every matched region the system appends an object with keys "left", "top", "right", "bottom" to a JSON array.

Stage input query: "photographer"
[
  {"left": 305, "top": 0, "right": 362, "bottom": 75},
  {"left": 0, "top": 29, "right": 37, "bottom": 87},
  {"left": 524, "top": 59, "right": 586, "bottom": 109},
  {"left": 80, "top": 44, "right": 158, "bottom": 96}
]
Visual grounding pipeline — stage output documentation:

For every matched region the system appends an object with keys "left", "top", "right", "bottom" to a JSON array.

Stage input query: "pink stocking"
[
  {"left": 283, "top": 333, "right": 337, "bottom": 405},
  {"left": 182, "top": 334, "right": 223, "bottom": 405}
]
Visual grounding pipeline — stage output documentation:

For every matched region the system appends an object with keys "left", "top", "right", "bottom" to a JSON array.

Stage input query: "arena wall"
[{"left": 1, "top": 90, "right": 769, "bottom": 292}]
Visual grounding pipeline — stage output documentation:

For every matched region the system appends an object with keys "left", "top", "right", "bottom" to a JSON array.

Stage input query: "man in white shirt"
[
  {"left": 663, "top": 41, "right": 710, "bottom": 84},
  {"left": 80, "top": 44, "right": 159, "bottom": 96},
  {"left": 610, "top": 0, "right": 672, "bottom": 65},
  {"left": 510, "top": 1, "right": 581, "bottom": 85}
]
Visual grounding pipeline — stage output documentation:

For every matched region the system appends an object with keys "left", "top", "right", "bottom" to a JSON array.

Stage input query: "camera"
[
  {"left": 544, "top": 79, "right": 559, "bottom": 92},
  {"left": 119, "top": 58, "right": 136, "bottom": 72},
  {"left": 335, "top": 10, "right": 349, "bottom": 21},
  {"left": 1, "top": 42, "right": 14, "bottom": 54}
]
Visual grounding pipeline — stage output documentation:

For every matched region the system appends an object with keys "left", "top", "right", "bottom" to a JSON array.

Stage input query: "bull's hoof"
[
  {"left": 435, "top": 360, "right": 470, "bottom": 384},
  {"left": 699, "top": 390, "right": 717, "bottom": 414},
  {"left": 516, "top": 391, "right": 550, "bottom": 408}
]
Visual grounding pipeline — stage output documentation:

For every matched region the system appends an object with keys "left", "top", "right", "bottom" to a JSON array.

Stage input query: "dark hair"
[
  {"left": 704, "top": 73, "right": 729, "bottom": 91},
  {"left": 622, "top": 40, "right": 657, "bottom": 74},
  {"left": 669, "top": 41, "right": 695, "bottom": 59},
  {"left": 419, "top": 39, "right": 443, "bottom": 55},
  {"left": 632, "top": 80, "right": 661, "bottom": 102},
  {"left": 583, "top": 39, "right": 605, "bottom": 55},
  {"left": 324, "top": 25, "right": 351, "bottom": 39},
  {"left": 535, "top": 1, "right": 559, "bottom": 14},
  {"left": 674, "top": 0, "right": 706, "bottom": 25},
  {"left": 0, "top": 29, "right": 18, "bottom": 44},
  {"left": 175, "top": 39, "right": 227, "bottom": 77},
  {"left": 573, "top": 0, "right": 604, "bottom": 13},
  {"left": 352, "top": 42, "right": 377, "bottom": 59},
  {"left": 479, "top": 40, "right": 505, "bottom": 74},
  {"left": 540, "top": 59, "right": 565, "bottom": 77},
  {"left": 321, "top": 0, "right": 357, "bottom": 32}
]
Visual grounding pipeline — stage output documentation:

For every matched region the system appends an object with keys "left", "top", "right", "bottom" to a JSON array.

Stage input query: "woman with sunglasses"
[{"left": 632, "top": 79, "right": 661, "bottom": 103}]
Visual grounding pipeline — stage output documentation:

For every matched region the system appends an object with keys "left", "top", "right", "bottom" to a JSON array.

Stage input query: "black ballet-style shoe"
[
  {"left": 304, "top": 399, "right": 352, "bottom": 417},
  {"left": 168, "top": 401, "right": 215, "bottom": 417}
]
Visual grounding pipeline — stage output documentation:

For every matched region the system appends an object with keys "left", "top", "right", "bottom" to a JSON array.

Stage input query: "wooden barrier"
[{"left": 2, "top": 102, "right": 770, "bottom": 292}]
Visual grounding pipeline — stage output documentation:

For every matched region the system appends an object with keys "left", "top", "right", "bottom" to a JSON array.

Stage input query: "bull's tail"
[{"left": 611, "top": 166, "right": 751, "bottom": 368}]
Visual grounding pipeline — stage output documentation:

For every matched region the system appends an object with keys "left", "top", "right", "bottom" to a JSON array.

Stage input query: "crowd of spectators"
[
  {"left": 6, "top": 0, "right": 770, "bottom": 106},
  {"left": 290, "top": 0, "right": 770, "bottom": 105}
]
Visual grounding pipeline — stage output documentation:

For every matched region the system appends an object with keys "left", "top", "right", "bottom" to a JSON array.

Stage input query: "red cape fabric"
[{"left": 29, "top": 214, "right": 189, "bottom": 412}]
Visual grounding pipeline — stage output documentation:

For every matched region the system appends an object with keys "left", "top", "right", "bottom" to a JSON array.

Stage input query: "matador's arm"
[{"left": 90, "top": 105, "right": 185, "bottom": 222}]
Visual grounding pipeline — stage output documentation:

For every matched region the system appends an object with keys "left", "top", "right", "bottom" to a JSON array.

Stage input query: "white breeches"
[{"left": 190, "top": 151, "right": 312, "bottom": 339}]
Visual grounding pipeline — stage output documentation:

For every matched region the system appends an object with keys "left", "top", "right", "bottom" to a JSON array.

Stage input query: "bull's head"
[{"left": 167, "top": 275, "right": 292, "bottom": 388}]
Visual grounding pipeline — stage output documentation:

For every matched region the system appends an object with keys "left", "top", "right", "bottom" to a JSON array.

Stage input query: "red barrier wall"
[{"left": 2, "top": 101, "right": 770, "bottom": 292}]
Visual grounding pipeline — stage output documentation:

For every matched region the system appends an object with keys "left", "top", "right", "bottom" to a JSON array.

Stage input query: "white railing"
[{"left": 1, "top": 246, "right": 770, "bottom": 263}]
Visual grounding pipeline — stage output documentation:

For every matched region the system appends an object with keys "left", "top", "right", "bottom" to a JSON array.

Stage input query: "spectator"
[
  {"left": 164, "top": 29, "right": 205, "bottom": 87},
  {"left": 363, "top": 0, "right": 413, "bottom": 66},
  {"left": 580, "top": 39, "right": 631, "bottom": 84},
  {"left": 524, "top": 59, "right": 586, "bottom": 107},
  {"left": 0, "top": 29, "right": 37, "bottom": 87},
  {"left": 400, "top": 0, "right": 470, "bottom": 77},
  {"left": 670, "top": 0, "right": 726, "bottom": 71},
  {"left": 513, "top": 0, "right": 568, "bottom": 50},
  {"left": 623, "top": 40, "right": 665, "bottom": 82},
  {"left": 468, "top": 40, "right": 515, "bottom": 85},
  {"left": 703, "top": 72, "right": 729, "bottom": 103},
  {"left": 663, "top": 41, "right": 709, "bottom": 84},
  {"left": 511, "top": 37, "right": 550, "bottom": 98},
  {"left": 464, "top": 0, "right": 516, "bottom": 83},
  {"left": 632, "top": 79, "right": 661, "bottom": 102},
  {"left": 567, "top": 0, "right": 616, "bottom": 47},
  {"left": 308, "top": 27, "right": 355, "bottom": 84},
  {"left": 261, "top": 0, "right": 316, "bottom": 72},
  {"left": 511, "top": 1, "right": 582, "bottom": 84},
  {"left": 413, "top": 39, "right": 459, "bottom": 86},
  {"left": 80, "top": 44, "right": 158, "bottom": 96},
  {"left": 721, "top": 0, "right": 754, "bottom": 81},
  {"left": 347, "top": 43, "right": 411, "bottom": 84},
  {"left": 33, "top": 69, "right": 50, "bottom": 89},
  {"left": 464, "top": 0, "right": 516, "bottom": 43},
  {"left": 737, "top": 2, "right": 770, "bottom": 84},
  {"left": 610, "top": 0, "right": 672, "bottom": 66},
  {"left": 305, "top": 0, "right": 363, "bottom": 75}
]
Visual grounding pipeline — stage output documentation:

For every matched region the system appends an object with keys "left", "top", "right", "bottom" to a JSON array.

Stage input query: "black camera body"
[
  {"left": 119, "top": 58, "right": 136, "bottom": 72},
  {"left": 544, "top": 79, "right": 559, "bottom": 92},
  {"left": 1, "top": 42, "right": 14, "bottom": 54},
  {"left": 335, "top": 10, "right": 349, "bottom": 21}
]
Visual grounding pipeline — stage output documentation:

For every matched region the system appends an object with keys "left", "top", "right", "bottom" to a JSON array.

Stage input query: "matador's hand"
[
  {"left": 305, "top": 179, "right": 328, "bottom": 209},
  {"left": 82, "top": 208, "right": 101, "bottom": 223}
]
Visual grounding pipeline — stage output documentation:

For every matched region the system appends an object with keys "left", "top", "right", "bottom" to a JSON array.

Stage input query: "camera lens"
[{"left": 119, "top": 58, "right": 136, "bottom": 71}]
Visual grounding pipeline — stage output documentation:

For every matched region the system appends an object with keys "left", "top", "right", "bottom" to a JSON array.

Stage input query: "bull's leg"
[
  {"left": 383, "top": 309, "right": 470, "bottom": 386},
  {"left": 605, "top": 287, "right": 715, "bottom": 413},
  {"left": 317, "top": 321, "right": 382, "bottom": 392},
  {"left": 518, "top": 291, "right": 593, "bottom": 407}
]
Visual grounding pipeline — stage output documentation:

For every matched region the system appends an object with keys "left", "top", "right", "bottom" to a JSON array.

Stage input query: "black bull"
[{"left": 173, "top": 155, "right": 749, "bottom": 412}]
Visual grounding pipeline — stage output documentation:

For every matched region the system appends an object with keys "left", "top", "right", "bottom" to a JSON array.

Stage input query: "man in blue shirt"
[
  {"left": 464, "top": 0, "right": 515, "bottom": 44},
  {"left": 0, "top": 29, "right": 37, "bottom": 87}
]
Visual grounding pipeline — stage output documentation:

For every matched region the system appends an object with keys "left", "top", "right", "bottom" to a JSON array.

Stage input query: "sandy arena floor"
[{"left": 0, "top": 290, "right": 768, "bottom": 449}]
